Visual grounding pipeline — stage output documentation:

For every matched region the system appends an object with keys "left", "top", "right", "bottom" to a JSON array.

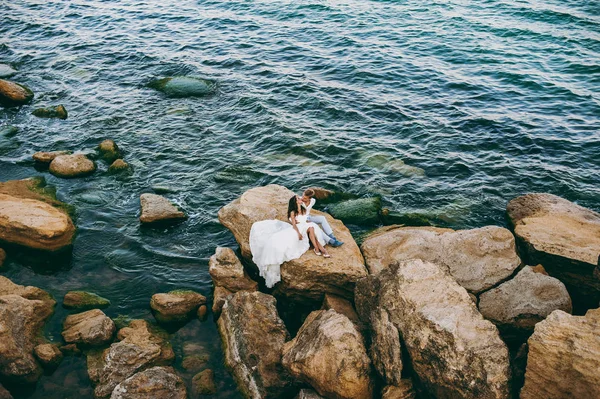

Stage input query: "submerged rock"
[
  {"left": 98, "top": 140, "right": 121, "bottom": 163},
  {"left": 209, "top": 247, "right": 257, "bottom": 315},
  {"left": 139, "top": 193, "right": 186, "bottom": 224},
  {"left": 62, "top": 309, "right": 116, "bottom": 346},
  {"left": 218, "top": 185, "right": 367, "bottom": 303},
  {"left": 33, "top": 343, "right": 63, "bottom": 369},
  {"left": 108, "top": 159, "right": 129, "bottom": 173},
  {"left": 63, "top": 291, "right": 111, "bottom": 311},
  {"left": 0, "top": 126, "right": 18, "bottom": 138},
  {"left": 0, "top": 64, "right": 17, "bottom": 79},
  {"left": 32, "top": 150, "right": 71, "bottom": 164},
  {"left": 361, "top": 225, "right": 521, "bottom": 294},
  {"left": 507, "top": 193, "right": 600, "bottom": 304},
  {"left": 326, "top": 197, "right": 382, "bottom": 225},
  {"left": 192, "top": 369, "right": 217, "bottom": 396},
  {"left": 49, "top": 154, "right": 96, "bottom": 178},
  {"left": 0, "top": 79, "right": 34, "bottom": 107},
  {"left": 355, "top": 259, "right": 511, "bottom": 398},
  {"left": 110, "top": 366, "right": 186, "bottom": 399},
  {"left": 150, "top": 290, "right": 206, "bottom": 323},
  {"left": 281, "top": 309, "right": 373, "bottom": 399},
  {"left": 520, "top": 309, "right": 600, "bottom": 399},
  {"left": 149, "top": 76, "right": 216, "bottom": 98},
  {"left": 32, "top": 105, "right": 68, "bottom": 119},
  {"left": 217, "top": 291, "right": 293, "bottom": 398}
]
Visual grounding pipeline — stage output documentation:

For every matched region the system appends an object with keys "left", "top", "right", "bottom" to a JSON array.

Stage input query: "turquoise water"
[{"left": 1, "top": 0, "right": 599, "bottom": 397}]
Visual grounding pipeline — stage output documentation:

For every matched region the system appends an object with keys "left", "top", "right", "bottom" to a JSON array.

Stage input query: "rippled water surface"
[{"left": 1, "top": 0, "right": 599, "bottom": 397}]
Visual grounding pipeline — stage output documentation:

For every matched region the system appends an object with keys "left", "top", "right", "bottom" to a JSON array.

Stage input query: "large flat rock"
[
  {"left": 361, "top": 225, "right": 521, "bottom": 294},
  {"left": 355, "top": 259, "right": 511, "bottom": 399},
  {"left": 218, "top": 185, "right": 367, "bottom": 302}
]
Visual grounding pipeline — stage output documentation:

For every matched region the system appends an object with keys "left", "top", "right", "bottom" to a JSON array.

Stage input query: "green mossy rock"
[
  {"left": 381, "top": 210, "right": 432, "bottom": 227},
  {"left": 0, "top": 126, "right": 18, "bottom": 137},
  {"left": 63, "top": 291, "right": 111, "bottom": 310},
  {"left": 326, "top": 197, "right": 382, "bottom": 225},
  {"left": 32, "top": 105, "right": 68, "bottom": 119},
  {"left": 149, "top": 76, "right": 216, "bottom": 98}
]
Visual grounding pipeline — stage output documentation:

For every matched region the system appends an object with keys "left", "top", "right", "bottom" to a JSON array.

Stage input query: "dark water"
[{"left": 1, "top": 0, "right": 599, "bottom": 397}]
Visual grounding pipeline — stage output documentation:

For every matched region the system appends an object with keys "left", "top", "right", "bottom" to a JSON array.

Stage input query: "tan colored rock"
[
  {"left": 32, "top": 150, "right": 70, "bottom": 164},
  {"left": 282, "top": 310, "right": 373, "bottom": 399},
  {"left": 0, "top": 276, "right": 55, "bottom": 307},
  {"left": 150, "top": 290, "right": 206, "bottom": 323},
  {"left": 0, "top": 79, "right": 34, "bottom": 107},
  {"left": 382, "top": 380, "right": 416, "bottom": 399},
  {"left": 139, "top": 194, "right": 186, "bottom": 224},
  {"left": 212, "top": 286, "right": 232, "bottom": 315},
  {"left": 49, "top": 154, "right": 96, "bottom": 178},
  {"left": 521, "top": 309, "right": 600, "bottom": 399},
  {"left": 62, "top": 309, "right": 116, "bottom": 346},
  {"left": 321, "top": 293, "right": 364, "bottom": 332},
  {"left": 530, "top": 264, "right": 548, "bottom": 275},
  {"left": 108, "top": 159, "right": 129, "bottom": 173},
  {"left": 209, "top": 247, "right": 257, "bottom": 315},
  {"left": 361, "top": 225, "right": 521, "bottom": 294},
  {"left": 355, "top": 259, "right": 511, "bottom": 399},
  {"left": 218, "top": 291, "right": 293, "bottom": 398},
  {"left": 87, "top": 319, "right": 175, "bottom": 398},
  {"left": 197, "top": 305, "right": 208, "bottom": 320},
  {"left": 218, "top": 185, "right": 367, "bottom": 302},
  {"left": 192, "top": 369, "right": 217, "bottom": 396},
  {"left": 98, "top": 139, "right": 121, "bottom": 163},
  {"left": 305, "top": 187, "right": 334, "bottom": 201},
  {"left": 507, "top": 193, "right": 600, "bottom": 300},
  {"left": 33, "top": 343, "right": 63, "bottom": 368},
  {"left": 0, "top": 177, "right": 71, "bottom": 210},
  {"left": 31, "top": 105, "right": 68, "bottom": 119},
  {"left": 0, "top": 193, "right": 75, "bottom": 251},
  {"left": 110, "top": 366, "right": 186, "bottom": 399},
  {"left": 478, "top": 266, "right": 572, "bottom": 338}
]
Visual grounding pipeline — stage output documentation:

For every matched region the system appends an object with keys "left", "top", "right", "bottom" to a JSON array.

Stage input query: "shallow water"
[{"left": 1, "top": 0, "right": 599, "bottom": 397}]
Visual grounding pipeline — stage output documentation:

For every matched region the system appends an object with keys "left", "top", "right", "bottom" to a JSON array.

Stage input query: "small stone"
[
  {"left": 62, "top": 309, "right": 116, "bottom": 346},
  {"left": 108, "top": 159, "right": 129, "bottom": 173},
  {"left": 98, "top": 139, "right": 120, "bottom": 163},
  {"left": 0, "top": 64, "right": 17, "bottom": 79},
  {"left": 149, "top": 76, "right": 216, "bottom": 98},
  {"left": 0, "top": 79, "right": 34, "bottom": 107},
  {"left": 63, "top": 291, "right": 111, "bottom": 311},
  {"left": 140, "top": 193, "right": 186, "bottom": 224},
  {"left": 530, "top": 264, "right": 549, "bottom": 275},
  {"left": 32, "top": 105, "right": 68, "bottom": 119},
  {"left": 32, "top": 150, "right": 71, "bottom": 164},
  {"left": 192, "top": 369, "right": 217, "bottom": 395},
  {"left": 49, "top": 154, "right": 96, "bottom": 178},
  {"left": 33, "top": 343, "right": 63, "bottom": 368},
  {"left": 197, "top": 305, "right": 208, "bottom": 320},
  {"left": 182, "top": 354, "right": 209, "bottom": 372},
  {"left": 150, "top": 290, "right": 206, "bottom": 323}
]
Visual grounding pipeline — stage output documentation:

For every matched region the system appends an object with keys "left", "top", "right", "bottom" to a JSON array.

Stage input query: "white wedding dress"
[{"left": 249, "top": 214, "right": 327, "bottom": 288}]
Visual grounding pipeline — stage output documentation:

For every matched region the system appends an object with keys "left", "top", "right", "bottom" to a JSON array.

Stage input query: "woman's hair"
[{"left": 287, "top": 196, "right": 304, "bottom": 219}]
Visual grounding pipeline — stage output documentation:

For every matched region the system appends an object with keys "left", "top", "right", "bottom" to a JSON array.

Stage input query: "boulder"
[
  {"left": 0, "top": 193, "right": 75, "bottom": 251},
  {"left": 520, "top": 309, "right": 600, "bottom": 399},
  {"left": 355, "top": 259, "right": 511, "bottom": 399},
  {"left": 321, "top": 293, "right": 364, "bottom": 333},
  {"left": 150, "top": 290, "right": 206, "bottom": 323},
  {"left": 507, "top": 193, "right": 600, "bottom": 302},
  {"left": 478, "top": 266, "right": 572, "bottom": 339},
  {"left": 149, "top": 76, "right": 216, "bottom": 98},
  {"left": 218, "top": 185, "right": 367, "bottom": 303},
  {"left": 31, "top": 105, "right": 68, "bottom": 119},
  {"left": 0, "top": 248, "right": 5, "bottom": 268},
  {"left": 326, "top": 197, "right": 381, "bottom": 225},
  {"left": 62, "top": 309, "right": 116, "bottom": 346},
  {"left": 217, "top": 291, "right": 293, "bottom": 398},
  {"left": 209, "top": 247, "right": 257, "bottom": 315},
  {"left": 87, "top": 319, "right": 175, "bottom": 398},
  {"left": 0, "top": 79, "right": 33, "bottom": 107},
  {"left": 49, "top": 154, "right": 96, "bottom": 178},
  {"left": 63, "top": 291, "right": 111, "bottom": 310},
  {"left": 108, "top": 159, "right": 129, "bottom": 173},
  {"left": 32, "top": 150, "right": 71, "bottom": 164},
  {"left": 98, "top": 140, "right": 121, "bottom": 163},
  {"left": 382, "top": 380, "right": 416, "bottom": 399},
  {"left": 296, "top": 389, "right": 325, "bottom": 399},
  {"left": 281, "top": 309, "right": 373, "bottom": 399},
  {"left": 110, "top": 366, "right": 186, "bottom": 399},
  {"left": 0, "top": 277, "right": 55, "bottom": 384},
  {"left": 0, "top": 64, "right": 17, "bottom": 79},
  {"left": 192, "top": 369, "right": 217, "bottom": 396},
  {"left": 33, "top": 343, "right": 63, "bottom": 368},
  {"left": 0, "top": 177, "right": 73, "bottom": 213},
  {"left": 139, "top": 194, "right": 186, "bottom": 224},
  {"left": 361, "top": 225, "right": 521, "bottom": 294}
]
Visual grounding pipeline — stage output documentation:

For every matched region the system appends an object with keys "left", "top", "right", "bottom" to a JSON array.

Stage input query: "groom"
[{"left": 301, "top": 189, "right": 344, "bottom": 247}]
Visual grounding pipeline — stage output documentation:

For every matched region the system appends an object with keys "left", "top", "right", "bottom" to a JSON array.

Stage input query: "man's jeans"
[{"left": 307, "top": 215, "right": 334, "bottom": 242}]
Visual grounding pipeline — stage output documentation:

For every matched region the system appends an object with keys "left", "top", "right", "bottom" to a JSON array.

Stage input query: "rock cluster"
[
  {"left": 209, "top": 247, "right": 257, "bottom": 315},
  {"left": 98, "top": 139, "right": 121, "bottom": 163}
]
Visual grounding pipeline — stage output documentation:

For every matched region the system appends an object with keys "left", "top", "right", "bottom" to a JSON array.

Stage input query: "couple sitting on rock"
[{"left": 249, "top": 189, "right": 344, "bottom": 288}]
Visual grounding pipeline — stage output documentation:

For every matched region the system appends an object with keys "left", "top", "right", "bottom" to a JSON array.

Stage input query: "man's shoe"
[{"left": 329, "top": 238, "right": 344, "bottom": 247}]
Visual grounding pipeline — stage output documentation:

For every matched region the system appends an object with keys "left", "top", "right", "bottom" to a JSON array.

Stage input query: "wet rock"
[
  {"left": 49, "top": 154, "right": 96, "bottom": 178},
  {"left": 507, "top": 193, "right": 600, "bottom": 303},
  {"left": 218, "top": 185, "right": 367, "bottom": 303},
  {"left": 0, "top": 79, "right": 33, "bottom": 107},
  {"left": 192, "top": 369, "right": 217, "bottom": 396},
  {"left": 87, "top": 319, "right": 175, "bottom": 398},
  {"left": 321, "top": 293, "right": 364, "bottom": 333},
  {"left": 295, "top": 389, "right": 324, "bottom": 399},
  {"left": 361, "top": 225, "right": 521, "bottom": 294},
  {"left": 62, "top": 309, "right": 116, "bottom": 346},
  {"left": 326, "top": 197, "right": 382, "bottom": 225},
  {"left": 32, "top": 105, "right": 68, "bottom": 119},
  {"left": 63, "top": 291, "right": 111, "bottom": 311},
  {"left": 60, "top": 343, "right": 81, "bottom": 356},
  {"left": 209, "top": 247, "right": 257, "bottom": 315},
  {"left": 217, "top": 291, "right": 293, "bottom": 398},
  {"left": 98, "top": 140, "right": 121, "bottom": 163},
  {"left": 0, "top": 276, "right": 55, "bottom": 384},
  {"left": 355, "top": 259, "right": 511, "bottom": 398},
  {"left": 197, "top": 305, "right": 208, "bottom": 320},
  {"left": 305, "top": 187, "right": 334, "bottom": 201},
  {"left": 382, "top": 380, "right": 416, "bottom": 399},
  {"left": 110, "top": 366, "right": 186, "bottom": 399},
  {"left": 0, "top": 248, "right": 5, "bottom": 268},
  {"left": 108, "top": 159, "right": 129, "bottom": 173},
  {"left": 139, "top": 193, "right": 186, "bottom": 224},
  {"left": 149, "top": 76, "right": 216, "bottom": 98},
  {"left": 150, "top": 290, "right": 206, "bottom": 324},
  {"left": 520, "top": 309, "right": 600, "bottom": 399},
  {"left": 0, "top": 384, "right": 12, "bottom": 399},
  {"left": 0, "top": 64, "right": 17, "bottom": 79},
  {"left": 0, "top": 177, "right": 75, "bottom": 215},
  {"left": 182, "top": 354, "right": 209, "bottom": 372},
  {"left": 32, "top": 150, "right": 71, "bottom": 164},
  {"left": 282, "top": 309, "right": 373, "bottom": 399},
  {"left": 0, "top": 193, "right": 75, "bottom": 251},
  {"left": 478, "top": 266, "right": 572, "bottom": 340},
  {"left": 34, "top": 343, "right": 63, "bottom": 369}
]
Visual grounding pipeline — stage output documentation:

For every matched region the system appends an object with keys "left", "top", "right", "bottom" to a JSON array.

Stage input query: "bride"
[{"left": 249, "top": 195, "right": 330, "bottom": 288}]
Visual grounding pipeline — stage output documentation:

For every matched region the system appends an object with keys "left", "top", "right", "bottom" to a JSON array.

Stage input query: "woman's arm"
[{"left": 290, "top": 211, "right": 303, "bottom": 240}]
